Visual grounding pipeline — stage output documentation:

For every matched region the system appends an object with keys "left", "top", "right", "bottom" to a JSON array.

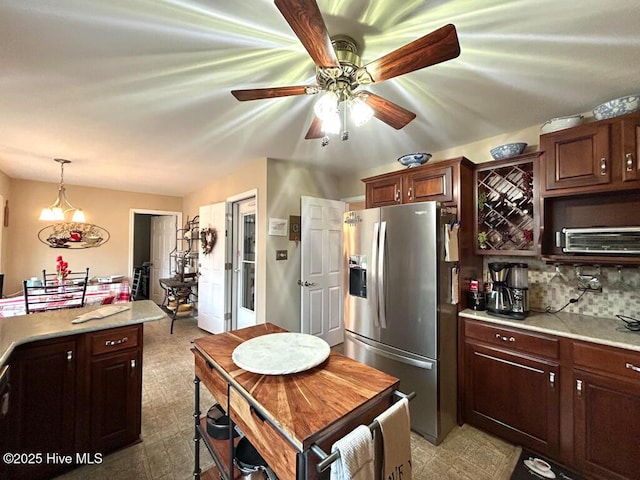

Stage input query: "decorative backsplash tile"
[{"left": 482, "top": 257, "right": 640, "bottom": 320}]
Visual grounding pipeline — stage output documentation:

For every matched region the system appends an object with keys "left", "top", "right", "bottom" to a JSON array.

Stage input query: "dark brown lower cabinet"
[
  {"left": 464, "top": 341, "right": 560, "bottom": 456},
  {"left": 8, "top": 337, "right": 81, "bottom": 480},
  {"left": 6, "top": 325, "right": 143, "bottom": 480},
  {"left": 90, "top": 348, "right": 142, "bottom": 453},
  {"left": 574, "top": 369, "right": 640, "bottom": 480},
  {"left": 463, "top": 317, "right": 640, "bottom": 480}
]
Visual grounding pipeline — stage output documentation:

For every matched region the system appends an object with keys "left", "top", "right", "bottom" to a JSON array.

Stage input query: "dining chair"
[
  {"left": 24, "top": 267, "right": 90, "bottom": 314},
  {"left": 42, "top": 267, "right": 90, "bottom": 287}
]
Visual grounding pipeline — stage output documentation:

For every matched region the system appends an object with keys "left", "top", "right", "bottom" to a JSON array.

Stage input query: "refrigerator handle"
[
  {"left": 347, "top": 332, "right": 434, "bottom": 370},
  {"left": 378, "top": 221, "right": 387, "bottom": 329},
  {"left": 371, "top": 222, "right": 380, "bottom": 327}
]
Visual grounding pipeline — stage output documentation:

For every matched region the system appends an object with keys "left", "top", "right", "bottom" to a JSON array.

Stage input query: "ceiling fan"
[{"left": 231, "top": 0, "right": 460, "bottom": 143}]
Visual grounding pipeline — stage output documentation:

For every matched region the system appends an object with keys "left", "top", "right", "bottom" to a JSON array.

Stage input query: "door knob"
[{"left": 297, "top": 280, "right": 316, "bottom": 287}]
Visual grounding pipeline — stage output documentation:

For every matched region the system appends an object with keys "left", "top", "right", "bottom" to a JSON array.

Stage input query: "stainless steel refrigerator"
[{"left": 343, "top": 201, "right": 458, "bottom": 445}]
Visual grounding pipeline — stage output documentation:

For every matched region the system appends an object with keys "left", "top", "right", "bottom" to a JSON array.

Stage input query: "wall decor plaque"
[{"left": 38, "top": 222, "right": 110, "bottom": 248}]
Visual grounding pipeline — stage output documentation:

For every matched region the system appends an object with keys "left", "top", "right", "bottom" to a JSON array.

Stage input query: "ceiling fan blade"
[
  {"left": 231, "top": 85, "right": 312, "bottom": 101},
  {"left": 304, "top": 115, "right": 324, "bottom": 139},
  {"left": 363, "top": 92, "right": 417, "bottom": 130},
  {"left": 274, "top": 0, "right": 339, "bottom": 68},
  {"left": 362, "top": 24, "right": 460, "bottom": 83}
]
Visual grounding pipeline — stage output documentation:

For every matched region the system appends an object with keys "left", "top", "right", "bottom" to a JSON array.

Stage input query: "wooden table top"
[{"left": 193, "top": 323, "right": 399, "bottom": 450}]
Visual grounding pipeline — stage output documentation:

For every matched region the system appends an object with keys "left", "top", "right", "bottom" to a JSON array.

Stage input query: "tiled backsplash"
[{"left": 482, "top": 257, "right": 640, "bottom": 320}]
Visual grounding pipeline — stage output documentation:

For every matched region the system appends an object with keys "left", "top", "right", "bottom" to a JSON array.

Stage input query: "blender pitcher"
[{"left": 508, "top": 263, "right": 529, "bottom": 314}]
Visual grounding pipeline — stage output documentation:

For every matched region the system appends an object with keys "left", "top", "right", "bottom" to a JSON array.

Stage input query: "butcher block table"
[{"left": 192, "top": 323, "right": 400, "bottom": 480}]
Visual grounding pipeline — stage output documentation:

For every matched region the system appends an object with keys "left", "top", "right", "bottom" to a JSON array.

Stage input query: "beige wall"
[
  {"left": 5, "top": 179, "right": 181, "bottom": 295},
  {"left": 337, "top": 124, "right": 541, "bottom": 199},
  {"left": 183, "top": 158, "right": 268, "bottom": 324},
  {"left": 265, "top": 159, "right": 342, "bottom": 332}
]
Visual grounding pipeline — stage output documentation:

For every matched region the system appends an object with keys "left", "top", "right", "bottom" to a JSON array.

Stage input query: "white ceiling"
[{"left": 1, "top": 0, "right": 639, "bottom": 196}]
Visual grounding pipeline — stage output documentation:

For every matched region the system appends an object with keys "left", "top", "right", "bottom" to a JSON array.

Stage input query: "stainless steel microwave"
[{"left": 561, "top": 227, "right": 640, "bottom": 254}]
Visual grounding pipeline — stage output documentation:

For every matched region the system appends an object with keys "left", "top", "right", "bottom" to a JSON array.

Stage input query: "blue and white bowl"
[
  {"left": 593, "top": 94, "right": 640, "bottom": 120},
  {"left": 540, "top": 114, "right": 584, "bottom": 134},
  {"left": 490, "top": 142, "right": 527, "bottom": 160},
  {"left": 397, "top": 152, "right": 432, "bottom": 168}
]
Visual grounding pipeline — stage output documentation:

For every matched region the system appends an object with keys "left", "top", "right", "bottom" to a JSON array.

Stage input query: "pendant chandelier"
[{"left": 39, "top": 158, "right": 86, "bottom": 223}]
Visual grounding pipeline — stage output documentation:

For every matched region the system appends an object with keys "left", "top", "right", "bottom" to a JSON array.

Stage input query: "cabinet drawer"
[
  {"left": 193, "top": 348, "right": 228, "bottom": 407},
  {"left": 573, "top": 341, "right": 640, "bottom": 381},
  {"left": 465, "top": 319, "right": 559, "bottom": 359},
  {"left": 229, "top": 388, "right": 297, "bottom": 480},
  {"left": 90, "top": 325, "right": 140, "bottom": 356}
]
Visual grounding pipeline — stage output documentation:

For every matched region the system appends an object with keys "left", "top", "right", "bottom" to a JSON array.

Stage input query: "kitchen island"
[
  {"left": 1, "top": 300, "right": 167, "bottom": 480},
  {"left": 193, "top": 323, "right": 400, "bottom": 480},
  {"left": 0, "top": 299, "right": 165, "bottom": 366},
  {"left": 459, "top": 308, "right": 640, "bottom": 480}
]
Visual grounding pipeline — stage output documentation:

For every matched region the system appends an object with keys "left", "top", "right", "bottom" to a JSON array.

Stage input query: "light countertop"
[
  {"left": 459, "top": 309, "right": 640, "bottom": 353},
  {"left": 0, "top": 300, "right": 167, "bottom": 366}
]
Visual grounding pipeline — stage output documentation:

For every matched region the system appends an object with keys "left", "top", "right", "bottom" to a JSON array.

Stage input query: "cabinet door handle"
[
  {"left": 407, "top": 187, "right": 413, "bottom": 200},
  {"left": 66, "top": 350, "right": 73, "bottom": 362},
  {"left": 626, "top": 153, "right": 634, "bottom": 172},
  {"left": 576, "top": 379, "right": 583, "bottom": 398},
  {"left": 394, "top": 188, "right": 400, "bottom": 203},
  {"left": 131, "top": 359, "right": 136, "bottom": 370},
  {"left": 549, "top": 372, "right": 556, "bottom": 387},
  {"left": 105, "top": 336, "right": 128, "bottom": 347},
  {"left": 494, "top": 333, "right": 515, "bottom": 342},
  {"left": 600, "top": 157, "right": 607, "bottom": 175},
  {"left": 625, "top": 362, "right": 640, "bottom": 373}
]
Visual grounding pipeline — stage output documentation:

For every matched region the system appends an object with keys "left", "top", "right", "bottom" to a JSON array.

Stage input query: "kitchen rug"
[{"left": 510, "top": 449, "right": 585, "bottom": 480}]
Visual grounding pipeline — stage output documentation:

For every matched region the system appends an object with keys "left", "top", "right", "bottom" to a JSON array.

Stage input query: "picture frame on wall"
[{"left": 268, "top": 217, "right": 288, "bottom": 236}]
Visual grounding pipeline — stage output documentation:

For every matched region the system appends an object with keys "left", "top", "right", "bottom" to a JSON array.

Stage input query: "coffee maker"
[{"left": 486, "top": 262, "right": 526, "bottom": 320}]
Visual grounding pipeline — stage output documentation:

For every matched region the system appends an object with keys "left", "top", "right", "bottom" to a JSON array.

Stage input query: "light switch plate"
[{"left": 276, "top": 250, "right": 288, "bottom": 260}]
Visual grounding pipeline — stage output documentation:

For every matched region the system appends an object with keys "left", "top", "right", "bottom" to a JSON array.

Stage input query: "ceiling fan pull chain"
[{"left": 342, "top": 103, "right": 349, "bottom": 141}]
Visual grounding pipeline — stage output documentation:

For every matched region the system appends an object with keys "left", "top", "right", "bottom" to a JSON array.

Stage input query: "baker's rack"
[{"left": 170, "top": 215, "right": 199, "bottom": 281}]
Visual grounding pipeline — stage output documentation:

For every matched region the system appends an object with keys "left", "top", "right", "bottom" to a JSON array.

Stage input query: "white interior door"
[
  {"left": 233, "top": 198, "right": 256, "bottom": 330},
  {"left": 198, "top": 202, "right": 229, "bottom": 333},
  {"left": 150, "top": 215, "right": 176, "bottom": 305},
  {"left": 301, "top": 196, "right": 345, "bottom": 346}
]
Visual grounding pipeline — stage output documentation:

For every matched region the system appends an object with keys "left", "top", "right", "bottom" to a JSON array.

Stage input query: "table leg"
[{"left": 193, "top": 375, "right": 202, "bottom": 479}]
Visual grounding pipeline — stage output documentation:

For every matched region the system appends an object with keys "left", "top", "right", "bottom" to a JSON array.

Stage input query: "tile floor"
[{"left": 56, "top": 315, "right": 521, "bottom": 479}]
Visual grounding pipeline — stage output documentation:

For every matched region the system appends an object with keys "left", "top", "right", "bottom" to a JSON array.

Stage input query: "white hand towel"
[
  {"left": 330, "top": 424, "right": 375, "bottom": 480},
  {"left": 375, "top": 398, "right": 412, "bottom": 480}
]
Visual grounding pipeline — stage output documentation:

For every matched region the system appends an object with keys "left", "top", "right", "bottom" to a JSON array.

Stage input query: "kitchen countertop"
[
  {"left": 459, "top": 308, "right": 640, "bottom": 353},
  {"left": 0, "top": 300, "right": 167, "bottom": 366}
]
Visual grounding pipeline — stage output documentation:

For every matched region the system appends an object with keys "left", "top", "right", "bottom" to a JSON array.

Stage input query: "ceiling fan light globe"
[
  {"left": 350, "top": 98, "right": 374, "bottom": 126},
  {"left": 314, "top": 90, "right": 339, "bottom": 120},
  {"left": 321, "top": 112, "right": 341, "bottom": 135}
]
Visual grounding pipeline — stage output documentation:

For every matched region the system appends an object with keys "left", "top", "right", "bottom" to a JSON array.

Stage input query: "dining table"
[{"left": 0, "top": 280, "right": 131, "bottom": 317}]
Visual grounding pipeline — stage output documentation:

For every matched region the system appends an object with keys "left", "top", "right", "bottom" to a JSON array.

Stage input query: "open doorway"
[{"left": 128, "top": 209, "right": 182, "bottom": 304}]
